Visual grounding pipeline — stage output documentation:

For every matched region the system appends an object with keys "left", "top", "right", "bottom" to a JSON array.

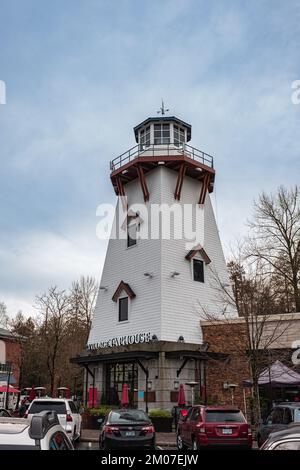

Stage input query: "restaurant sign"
[{"left": 87, "top": 331, "right": 152, "bottom": 351}]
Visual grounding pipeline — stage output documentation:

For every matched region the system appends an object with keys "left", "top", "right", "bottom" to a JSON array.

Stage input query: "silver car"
[
  {"left": 26, "top": 398, "right": 82, "bottom": 442},
  {"left": 0, "top": 411, "right": 74, "bottom": 450}
]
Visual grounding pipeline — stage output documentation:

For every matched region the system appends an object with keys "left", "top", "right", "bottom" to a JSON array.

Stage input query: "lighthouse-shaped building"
[{"left": 73, "top": 113, "right": 237, "bottom": 410}]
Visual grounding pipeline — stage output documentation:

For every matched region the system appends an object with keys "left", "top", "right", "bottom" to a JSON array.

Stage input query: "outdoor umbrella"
[
  {"left": 121, "top": 383, "right": 129, "bottom": 407},
  {"left": 28, "top": 386, "right": 36, "bottom": 402},
  {"left": 178, "top": 384, "right": 186, "bottom": 406},
  {"left": 0, "top": 386, "right": 20, "bottom": 393},
  {"left": 57, "top": 387, "right": 71, "bottom": 398}
]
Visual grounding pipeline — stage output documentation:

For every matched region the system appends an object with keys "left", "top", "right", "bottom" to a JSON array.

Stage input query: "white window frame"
[
  {"left": 191, "top": 256, "right": 205, "bottom": 283},
  {"left": 117, "top": 295, "right": 130, "bottom": 324},
  {"left": 153, "top": 122, "right": 170, "bottom": 145},
  {"left": 126, "top": 219, "right": 140, "bottom": 249},
  {"left": 139, "top": 125, "right": 151, "bottom": 150},
  {"left": 173, "top": 124, "right": 186, "bottom": 146}
]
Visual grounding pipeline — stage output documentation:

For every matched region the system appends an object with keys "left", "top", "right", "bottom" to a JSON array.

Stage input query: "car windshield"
[
  {"left": 110, "top": 410, "right": 150, "bottom": 424},
  {"left": 205, "top": 410, "right": 245, "bottom": 423},
  {"left": 293, "top": 409, "right": 300, "bottom": 422},
  {"left": 29, "top": 401, "right": 67, "bottom": 414}
]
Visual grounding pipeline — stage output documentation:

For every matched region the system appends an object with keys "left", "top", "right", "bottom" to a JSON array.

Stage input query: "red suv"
[{"left": 177, "top": 405, "right": 252, "bottom": 450}]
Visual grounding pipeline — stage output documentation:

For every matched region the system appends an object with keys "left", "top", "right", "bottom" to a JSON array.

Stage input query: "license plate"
[
  {"left": 125, "top": 431, "right": 135, "bottom": 437},
  {"left": 222, "top": 428, "right": 232, "bottom": 435}
]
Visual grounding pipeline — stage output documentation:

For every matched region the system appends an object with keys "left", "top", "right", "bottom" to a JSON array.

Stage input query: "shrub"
[
  {"left": 88, "top": 406, "right": 112, "bottom": 417},
  {"left": 148, "top": 409, "right": 172, "bottom": 418}
]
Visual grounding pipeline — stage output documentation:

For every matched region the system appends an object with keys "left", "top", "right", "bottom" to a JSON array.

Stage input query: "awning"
[
  {"left": 71, "top": 350, "right": 159, "bottom": 365},
  {"left": 165, "top": 350, "right": 228, "bottom": 361},
  {"left": 0, "top": 386, "right": 20, "bottom": 393},
  {"left": 243, "top": 360, "right": 300, "bottom": 388}
]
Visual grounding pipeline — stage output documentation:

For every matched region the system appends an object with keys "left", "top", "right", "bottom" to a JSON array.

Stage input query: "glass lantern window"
[
  {"left": 154, "top": 123, "right": 170, "bottom": 145},
  {"left": 174, "top": 125, "right": 185, "bottom": 146}
]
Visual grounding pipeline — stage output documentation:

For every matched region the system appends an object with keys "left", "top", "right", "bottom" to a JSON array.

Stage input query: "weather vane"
[{"left": 157, "top": 99, "right": 169, "bottom": 115}]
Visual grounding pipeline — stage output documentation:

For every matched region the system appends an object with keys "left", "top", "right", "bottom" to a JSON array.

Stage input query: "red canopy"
[
  {"left": 0, "top": 386, "right": 20, "bottom": 393},
  {"left": 178, "top": 384, "right": 186, "bottom": 406},
  {"left": 28, "top": 386, "right": 36, "bottom": 402},
  {"left": 121, "top": 383, "right": 129, "bottom": 407}
]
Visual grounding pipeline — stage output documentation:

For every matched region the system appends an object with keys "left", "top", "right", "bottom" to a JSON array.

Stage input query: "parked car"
[
  {"left": 0, "top": 408, "right": 11, "bottom": 417},
  {"left": 25, "top": 398, "right": 82, "bottom": 442},
  {"left": 257, "top": 403, "right": 300, "bottom": 447},
  {"left": 0, "top": 411, "right": 74, "bottom": 450},
  {"left": 99, "top": 409, "right": 155, "bottom": 450},
  {"left": 177, "top": 405, "right": 252, "bottom": 450},
  {"left": 260, "top": 425, "right": 300, "bottom": 450}
]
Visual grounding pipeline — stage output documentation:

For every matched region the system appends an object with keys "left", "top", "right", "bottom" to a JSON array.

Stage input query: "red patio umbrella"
[
  {"left": 0, "top": 386, "right": 20, "bottom": 393},
  {"left": 121, "top": 383, "right": 129, "bottom": 407},
  {"left": 28, "top": 386, "right": 36, "bottom": 402},
  {"left": 178, "top": 384, "right": 186, "bottom": 406}
]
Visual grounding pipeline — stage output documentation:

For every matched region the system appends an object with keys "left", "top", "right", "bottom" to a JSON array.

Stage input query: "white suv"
[
  {"left": 0, "top": 411, "right": 74, "bottom": 450},
  {"left": 26, "top": 398, "right": 82, "bottom": 441}
]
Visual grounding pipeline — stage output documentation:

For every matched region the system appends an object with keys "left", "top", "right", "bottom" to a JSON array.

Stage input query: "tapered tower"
[{"left": 74, "top": 112, "right": 237, "bottom": 410}]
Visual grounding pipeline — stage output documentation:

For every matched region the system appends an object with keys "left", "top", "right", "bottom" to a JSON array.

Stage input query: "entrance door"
[{"left": 106, "top": 362, "right": 138, "bottom": 407}]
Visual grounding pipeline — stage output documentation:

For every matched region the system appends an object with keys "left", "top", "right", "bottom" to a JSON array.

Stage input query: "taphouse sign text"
[{"left": 87, "top": 331, "right": 152, "bottom": 350}]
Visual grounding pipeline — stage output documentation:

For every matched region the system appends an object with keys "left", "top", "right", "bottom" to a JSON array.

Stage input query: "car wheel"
[
  {"left": 177, "top": 433, "right": 187, "bottom": 450},
  {"left": 99, "top": 437, "right": 106, "bottom": 450},
  {"left": 192, "top": 438, "right": 199, "bottom": 451},
  {"left": 257, "top": 434, "right": 262, "bottom": 448}
]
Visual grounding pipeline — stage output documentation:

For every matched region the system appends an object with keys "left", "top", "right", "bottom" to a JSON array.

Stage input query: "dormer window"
[
  {"left": 193, "top": 259, "right": 204, "bottom": 283},
  {"left": 154, "top": 123, "right": 170, "bottom": 145},
  {"left": 112, "top": 281, "right": 136, "bottom": 323},
  {"left": 118, "top": 297, "right": 128, "bottom": 322}
]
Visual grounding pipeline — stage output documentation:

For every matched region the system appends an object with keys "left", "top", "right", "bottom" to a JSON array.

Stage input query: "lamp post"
[
  {"left": 185, "top": 381, "right": 198, "bottom": 407},
  {"left": 5, "top": 362, "right": 12, "bottom": 410}
]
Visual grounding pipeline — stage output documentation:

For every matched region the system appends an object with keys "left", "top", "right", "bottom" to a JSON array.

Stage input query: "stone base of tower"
[{"left": 71, "top": 341, "right": 227, "bottom": 411}]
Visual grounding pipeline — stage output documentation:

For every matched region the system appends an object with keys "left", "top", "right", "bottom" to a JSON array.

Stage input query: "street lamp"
[
  {"left": 174, "top": 380, "right": 179, "bottom": 391},
  {"left": 185, "top": 381, "right": 198, "bottom": 407}
]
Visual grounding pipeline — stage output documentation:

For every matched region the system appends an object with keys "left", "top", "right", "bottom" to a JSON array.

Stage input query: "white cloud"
[{"left": 0, "top": 226, "right": 107, "bottom": 316}]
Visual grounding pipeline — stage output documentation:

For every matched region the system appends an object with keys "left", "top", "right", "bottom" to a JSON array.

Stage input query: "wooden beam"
[
  {"left": 198, "top": 172, "right": 210, "bottom": 205},
  {"left": 174, "top": 163, "right": 186, "bottom": 201},
  {"left": 116, "top": 176, "right": 125, "bottom": 197},
  {"left": 115, "top": 176, "right": 127, "bottom": 211},
  {"left": 137, "top": 166, "right": 150, "bottom": 202}
]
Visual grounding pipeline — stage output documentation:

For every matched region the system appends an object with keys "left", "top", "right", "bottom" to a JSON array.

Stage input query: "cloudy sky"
[{"left": 0, "top": 0, "right": 299, "bottom": 316}]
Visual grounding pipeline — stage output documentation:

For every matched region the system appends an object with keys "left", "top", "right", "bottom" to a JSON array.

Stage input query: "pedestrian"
[{"left": 19, "top": 399, "right": 27, "bottom": 418}]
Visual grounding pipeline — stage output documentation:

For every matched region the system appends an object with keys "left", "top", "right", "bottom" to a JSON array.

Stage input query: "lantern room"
[
  {"left": 110, "top": 114, "right": 215, "bottom": 205},
  {"left": 134, "top": 116, "right": 192, "bottom": 149}
]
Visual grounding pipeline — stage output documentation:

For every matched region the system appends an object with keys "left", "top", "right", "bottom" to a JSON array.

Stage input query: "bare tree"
[
  {"left": 69, "top": 276, "right": 98, "bottom": 340},
  {"left": 10, "top": 312, "right": 39, "bottom": 388},
  {"left": 35, "top": 287, "right": 70, "bottom": 395},
  {"left": 246, "top": 186, "right": 300, "bottom": 312},
  {"left": 200, "top": 258, "right": 294, "bottom": 428},
  {"left": 0, "top": 301, "right": 9, "bottom": 329}
]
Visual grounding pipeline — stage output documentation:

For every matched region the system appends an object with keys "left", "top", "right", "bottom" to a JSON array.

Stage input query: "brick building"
[
  {"left": 0, "top": 327, "right": 21, "bottom": 387},
  {"left": 201, "top": 313, "right": 300, "bottom": 418}
]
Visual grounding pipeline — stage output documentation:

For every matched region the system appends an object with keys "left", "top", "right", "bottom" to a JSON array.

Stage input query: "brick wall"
[
  {"left": 4, "top": 339, "right": 21, "bottom": 386},
  {"left": 202, "top": 322, "right": 250, "bottom": 411}
]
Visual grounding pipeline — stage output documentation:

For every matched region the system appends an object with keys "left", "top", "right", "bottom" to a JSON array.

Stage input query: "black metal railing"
[
  {"left": 110, "top": 143, "right": 214, "bottom": 172},
  {"left": 0, "top": 362, "right": 11, "bottom": 373}
]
